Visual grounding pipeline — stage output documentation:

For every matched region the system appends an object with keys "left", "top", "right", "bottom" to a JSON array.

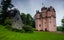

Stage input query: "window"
[
  {"left": 54, "top": 25, "right": 56, "bottom": 27},
  {"left": 50, "top": 21, "right": 51, "bottom": 23},
  {"left": 45, "top": 22, "right": 46, "bottom": 24},
  {"left": 39, "top": 24, "right": 41, "bottom": 27}
]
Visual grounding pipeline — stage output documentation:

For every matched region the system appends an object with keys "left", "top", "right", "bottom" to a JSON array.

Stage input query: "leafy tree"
[
  {"left": 21, "top": 13, "right": 27, "bottom": 24},
  {"left": 57, "top": 27, "right": 62, "bottom": 31},
  {"left": 26, "top": 14, "right": 35, "bottom": 28},
  {"left": 31, "top": 20, "right": 35, "bottom": 28},
  {"left": 1, "top": 0, "right": 14, "bottom": 23},
  {"left": 26, "top": 14, "right": 32, "bottom": 25},
  {"left": 61, "top": 17, "right": 64, "bottom": 32},
  {"left": 21, "top": 13, "right": 35, "bottom": 28},
  {"left": 4, "top": 18, "right": 12, "bottom": 25}
]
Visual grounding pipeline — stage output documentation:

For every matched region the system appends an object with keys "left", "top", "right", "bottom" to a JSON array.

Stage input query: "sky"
[{"left": 0, "top": 0, "right": 64, "bottom": 26}]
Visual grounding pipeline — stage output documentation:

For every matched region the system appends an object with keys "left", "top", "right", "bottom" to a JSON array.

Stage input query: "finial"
[
  {"left": 50, "top": 6, "right": 53, "bottom": 8},
  {"left": 42, "top": 3, "right": 45, "bottom": 7}
]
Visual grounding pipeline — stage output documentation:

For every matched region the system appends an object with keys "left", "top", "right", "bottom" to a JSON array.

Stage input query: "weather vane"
[{"left": 42, "top": 3, "right": 45, "bottom": 7}]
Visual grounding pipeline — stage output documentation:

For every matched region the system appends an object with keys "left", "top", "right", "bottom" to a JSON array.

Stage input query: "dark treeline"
[
  {"left": 0, "top": 0, "right": 35, "bottom": 28},
  {"left": 0, "top": 0, "right": 14, "bottom": 24},
  {"left": 20, "top": 13, "right": 35, "bottom": 28},
  {"left": 0, "top": 0, "right": 35, "bottom": 33},
  {"left": 57, "top": 17, "right": 64, "bottom": 32}
]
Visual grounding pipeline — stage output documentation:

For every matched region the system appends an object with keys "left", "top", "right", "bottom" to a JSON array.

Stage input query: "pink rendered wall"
[
  {"left": 35, "top": 12, "right": 43, "bottom": 31},
  {"left": 47, "top": 11, "right": 57, "bottom": 32},
  {"left": 35, "top": 19, "right": 42, "bottom": 31},
  {"left": 35, "top": 13, "right": 41, "bottom": 19},
  {"left": 42, "top": 18, "right": 47, "bottom": 31},
  {"left": 34, "top": 6, "right": 57, "bottom": 32}
]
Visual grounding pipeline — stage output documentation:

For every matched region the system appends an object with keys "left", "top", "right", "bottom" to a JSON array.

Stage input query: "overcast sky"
[{"left": 0, "top": 0, "right": 64, "bottom": 26}]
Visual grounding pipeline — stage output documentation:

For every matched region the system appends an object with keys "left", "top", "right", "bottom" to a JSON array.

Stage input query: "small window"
[
  {"left": 45, "top": 22, "right": 46, "bottom": 24},
  {"left": 50, "top": 21, "right": 51, "bottom": 23},
  {"left": 39, "top": 24, "right": 41, "bottom": 27},
  {"left": 54, "top": 25, "right": 56, "bottom": 27}
]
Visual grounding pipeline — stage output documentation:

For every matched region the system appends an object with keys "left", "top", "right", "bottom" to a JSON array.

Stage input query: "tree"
[
  {"left": 1, "top": 0, "right": 14, "bottom": 23},
  {"left": 26, "top": 14, "right": 31, "bottom": 25},
  {"left": 21, "top": 13, "right": 35, "bottom": 28},
  {"left": 0, "top": 5, "right": 3, "bottom": 24},
  {"left": 61, "top": 17, "right": 64, "bottom": 32},
  {"left": 21, "top": 13, "right": 27, "bottom": 24},
  {"left": 26, "top": 14, "right": 35, "bottom": 28}
]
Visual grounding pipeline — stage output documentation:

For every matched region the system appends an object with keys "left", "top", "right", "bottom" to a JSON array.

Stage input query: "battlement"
[
  {"left": 41, "top": 6, "right": 55, "bottom": 12},
  {"left": 35, "top": 6, "right": 56, "bottom": 18}
]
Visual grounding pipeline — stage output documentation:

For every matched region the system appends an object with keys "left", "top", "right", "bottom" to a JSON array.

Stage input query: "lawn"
[{"left": 0, "top": 25, "right": 64, "bottom": 40}]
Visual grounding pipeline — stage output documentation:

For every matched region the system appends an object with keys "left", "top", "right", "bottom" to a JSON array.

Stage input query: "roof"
[{"left": 41, "top": 7, "right": 47, "bottom": 11}]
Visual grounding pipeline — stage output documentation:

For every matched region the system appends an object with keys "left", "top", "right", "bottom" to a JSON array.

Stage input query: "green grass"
[{"left": 0, "top": 25, "right": 64, "bottom": 40}]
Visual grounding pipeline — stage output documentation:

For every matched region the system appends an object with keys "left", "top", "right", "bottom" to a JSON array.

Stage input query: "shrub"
[
  {"left": 21, "top": 29, "right": 25, "bottom": 33},
  {"left": 5, "top": 24, "right": 12, "bottom": 30},
  {"left": 62, "top": 27, "right": 64, "bottom": 32},
  {"left": 4, "top": 18, "right": 12, "bottom": 30},
  {"left": 4, "top": 18, "right": 12, "bottom": 25},
  {"left": 23, "top": 25, "right": 33, "bottom": 33}
]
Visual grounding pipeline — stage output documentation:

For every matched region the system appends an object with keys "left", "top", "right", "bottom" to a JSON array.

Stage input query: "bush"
[
  {"left": 21, "top": 29, "right": 25, "bottom": 33},
  {"left": 62, "top": 27, "right": 64, "bottom": 32},
  {"left": 4, "top": 18, "right": 12, "bottom": 30},
  {"left": 57, "top": 27, "right": 62, "bottom": 31},
  {"left": 5, "top": 24, "right": 12, "bottom": 30},
  {"left": 4, "top": 18, "right": 12, "bottom": 25},
  {"left": 23, "top": 25, "right": 33, "bottom": 33}
]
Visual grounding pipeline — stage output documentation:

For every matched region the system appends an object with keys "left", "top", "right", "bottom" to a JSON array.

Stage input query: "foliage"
[
  {"left": 1, "top": 0, "right": 14, "bottom": 23},
  {"left": 21, "top": 13, "right": 27, "bottom": 24},
  {"left": 0, "top": 5, "right": 3, "bottom": 24},
  {"left": 4, "top": 18, "right": 12, "bottom": 25},
  {"left": 4, "top": 18, "right": 12, "bottom": 30},
  {"left": 5, "top": 24, "right": 12, "bottom": 29},
  {"left": 61, "top": 18, "right": 64, "bottom": 32},
  {"left": 23, "top": 25, "right": 34, "bottom": 33},
  {"left": 21, "top": 29, "right": 25, "bottom": 33},
  {"left": 57, "top": 27, "right": 62, "bottom": 31},
  {"left": 21, "top": 13, "right": 35, "bottom": 28}
]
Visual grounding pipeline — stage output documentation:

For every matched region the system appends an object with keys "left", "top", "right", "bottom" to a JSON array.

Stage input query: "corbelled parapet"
[
  {"left": 34, "top": 6, "right": 57, "bottom": 32},
  {"left": 34, "top": 10, "right": 41, "bottom": 19}
]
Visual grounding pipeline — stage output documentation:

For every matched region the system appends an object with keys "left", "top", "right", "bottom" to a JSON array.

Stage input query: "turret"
[
  {"left": 47, "top": 6, "right": 56, "bottom": 18},
  {"left": 47, "top": 6, "right": 56, "bottom": 32},
  {"left": 41, "top": 7, "right": 47, "bottom": 18},
  {"left": 34, "top": 10, "right": 41, "bottom": 19},
  {"left": 41, "top": 7, "right": 47, "bottom": 13}
]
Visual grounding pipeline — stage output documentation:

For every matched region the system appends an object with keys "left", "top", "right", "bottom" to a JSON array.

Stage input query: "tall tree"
[
  {"left": 1, "top": 0, "right": 14, "bottom": 23},
  {"left": 61, "top": 17, "right": 64, "bottom": 32},
  {"left": 21, "top": 13, "right": 27, "bottom": 24},
  {"left": 0, "top": 5, "right": 2, "bottom": 24},
  {"left": 26, "top": 14, "right": 31, "bottom": 25}
]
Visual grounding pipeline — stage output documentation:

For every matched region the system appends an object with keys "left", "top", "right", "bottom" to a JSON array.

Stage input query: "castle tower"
[
  {"left": 41, "top": 7, "right": 48, "bottom": 31},
  {"left": 34, "top": 6, "right": 57, "bottom": 32},
  {"left": 47, "top": 6, "right": 56, "bottom": 32},
  {"left": 34, "top": 10, "right": 42, "bottom": 31}
]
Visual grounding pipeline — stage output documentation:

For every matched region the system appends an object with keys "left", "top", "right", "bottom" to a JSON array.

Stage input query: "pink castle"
[{"left": 34, "top": 6, "right": 57, "bottom": 32}]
